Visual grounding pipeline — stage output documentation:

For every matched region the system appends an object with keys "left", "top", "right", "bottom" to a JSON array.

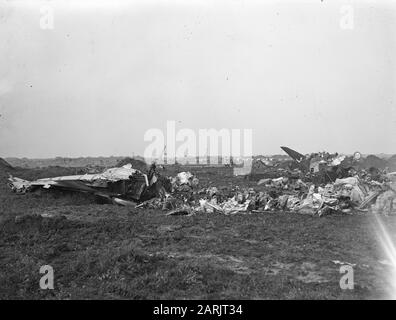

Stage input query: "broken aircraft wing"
[{"left": 280, "top": 146, "right": 306, "bottom": 162}]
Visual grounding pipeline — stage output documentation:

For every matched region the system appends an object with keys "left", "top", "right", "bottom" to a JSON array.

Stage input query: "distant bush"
[{"left": 116, "top": 157, "right": 148, "bottom": 172}]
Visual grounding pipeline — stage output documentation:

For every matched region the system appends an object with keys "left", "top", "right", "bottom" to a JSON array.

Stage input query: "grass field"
[{"left": 1, "top": 165, "right": 396, "bottom": 299}]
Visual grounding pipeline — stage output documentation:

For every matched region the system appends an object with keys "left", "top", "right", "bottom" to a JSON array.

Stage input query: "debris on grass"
[{"left": 7, "top": 146, "right": 396, "bottom": 217}]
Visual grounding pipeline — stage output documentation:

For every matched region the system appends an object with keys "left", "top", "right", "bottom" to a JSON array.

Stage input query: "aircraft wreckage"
[
  {"left": 6, "top": 147, "right": 395, "bottom": 215},
  {"left": 7, "top": 164, "right": 167, "bottom": 206}
]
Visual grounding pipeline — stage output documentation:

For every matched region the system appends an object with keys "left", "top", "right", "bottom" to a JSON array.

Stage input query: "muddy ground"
[{"left": 1, "top": 165, "right": 396, "bottom": 299}]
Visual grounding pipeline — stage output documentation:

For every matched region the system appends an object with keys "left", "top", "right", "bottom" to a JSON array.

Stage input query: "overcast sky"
[{"left": 0, "top": 0, "right": 395, "bottom": 158}]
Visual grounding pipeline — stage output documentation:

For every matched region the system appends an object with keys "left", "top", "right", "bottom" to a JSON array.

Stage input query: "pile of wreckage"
[
  {"left": 156, "top": 174, "right": 395, "bottom": 217},
  {"left": 7, "top": 147, "right": 396, "bottom": 217}
]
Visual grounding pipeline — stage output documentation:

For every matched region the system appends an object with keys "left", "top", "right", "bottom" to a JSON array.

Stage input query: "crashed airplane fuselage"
[{"left": 8, "top": 164, "right": 159, "bottom": 205}]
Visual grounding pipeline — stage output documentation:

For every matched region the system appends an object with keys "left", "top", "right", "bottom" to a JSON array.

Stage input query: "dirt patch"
[{"left": 0, "top": 157, "right": 13, "bottom": 171}]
